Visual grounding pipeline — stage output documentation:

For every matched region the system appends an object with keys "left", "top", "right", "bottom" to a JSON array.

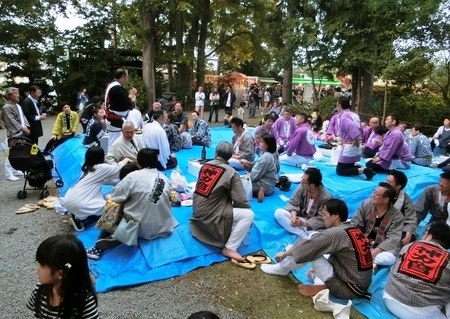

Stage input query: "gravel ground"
[{"left": 0, "top": 111, "right": 247, "bottom": 319}]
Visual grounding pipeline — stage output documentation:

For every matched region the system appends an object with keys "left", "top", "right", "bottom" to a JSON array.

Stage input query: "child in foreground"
[{"left": 27, "top": 234, "right": 99, "bottom": 319}]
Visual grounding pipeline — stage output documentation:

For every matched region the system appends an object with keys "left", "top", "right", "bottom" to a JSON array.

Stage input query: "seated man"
[
  {"left": 361, "top": 117, "right": 381, "bottom": 158},
  {"left": 255, "top": 114, "right": 276, "bottom": 137},
  {"left": 142, "top": 110, "right": 178, "bottom": 170},
  {"left": 431, "top": 116, "right": 450, "bottom": 157},
  {"left": 106, "top": 121, "right": 143, "bottom": 163},
  {"left": 228, "top": 117, "right": 255, "bottom": 170},
  {"left": 272, "top": 109, "right": 296, "bottom": 152},
  {"left": 383, "top": 223, "right": 450, "bottom": 319},
  {"left": 279, "top": 112, "right": 316, "bottom": 168},
  {"left": 179, "top": 123, "right": 192, "bottom": 149},
  {"left": 274, "top": 168, "right": 332, "bottom": 238},
  {"left": 43, "top": 103, "right": 79, "bottom": 153},
  {"left": 164, "top": 113, "right": 182, "bottom": 152},
  {"left": 172, "top": 101, "right": 189, "bottom": 128},
  {"left": 415, "top": 171, "right": 450, "bottom": 226},
  {"left": 409, "top": 123, "right": 432, "bottom": 167},
  {"left": 143, "top": 101, "right": 161, "bottom": 124},
  {"left": 268, "top": 198, "right": 373, "bottom": 300},
  {"left": 190, "top": 141, "right": 254, "bottom": 265},
  {"left": 366, "top": 113, "right": 412, "bottom": 172},
  {"left": 86, "top": 148, "right": 179, "bottom": 259},
  {"left": 350, "top": 182, "right": 404, "bottom": 267},
  {"left": 191, "top": 111, "right": 211, "bottom": 146},
  {"left": 385, "top": 170, "right": 417, "bottom": 246}
]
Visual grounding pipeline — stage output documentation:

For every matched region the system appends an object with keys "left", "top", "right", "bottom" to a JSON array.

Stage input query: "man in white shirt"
[
  {"left": 194, "top": 87, "right": 205, "bottom": 119},
  {"left": 221, "top": 86, "right": 236, "bottom": 116},
  {"left": 141, "top": 110, "right": 177, "bottom": 170}
]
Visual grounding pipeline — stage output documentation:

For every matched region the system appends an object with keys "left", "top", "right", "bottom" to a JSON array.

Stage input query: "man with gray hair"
[
  {"left": 106, "top": 121, "right": 143, "bottom": 163},
  {"left": 0, "top": 87, "right": 30, "bottom": 180},
  {"left": 190, "top": 141, "right": 255, "bottom": 267}
]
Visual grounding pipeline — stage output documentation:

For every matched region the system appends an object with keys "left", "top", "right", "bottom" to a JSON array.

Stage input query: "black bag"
[
  {"left": 276, "top": 176, "right": 291, "bottom": 191},
  {"left": 318, "top": 143, "right": 333, "bottom": 150}
]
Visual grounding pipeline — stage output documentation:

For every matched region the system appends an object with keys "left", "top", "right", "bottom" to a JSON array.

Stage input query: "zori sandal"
[
  {"left": 246, "top": 254, "right": 272, "bottom": 264},
  {"left": 24, "top": 204, "right": 41, "bottom": 210},
  {"left": 15, "top": 206, "right": 38, "bottom": 214},
  {"left": 230, "top": 258, "right": 256, "bottom": 269}
]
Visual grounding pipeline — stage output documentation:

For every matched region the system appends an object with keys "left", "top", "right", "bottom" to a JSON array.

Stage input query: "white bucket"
[{"left": 330, "top": 149, "right": 340, "bottom": 164}]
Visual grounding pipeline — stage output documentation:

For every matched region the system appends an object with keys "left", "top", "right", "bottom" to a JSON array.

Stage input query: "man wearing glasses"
[
  {"left": 350, "top": 182, "right": 404, "bottom": 267},
  {"left": 274, "top": 168, "right": 332, "bottom": 239}
]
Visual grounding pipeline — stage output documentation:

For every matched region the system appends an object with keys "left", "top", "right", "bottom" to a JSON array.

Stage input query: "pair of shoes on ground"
[
  {"left": 230, "top": 254, "right": 272, "bottom": 270},
  {"left": 15, "top": 204, "right": 41, "bottom": 214},
  {"left": 38, "top": 196, "right": 58, "bottom": 209},
  {"left": 86, "top": 237, "right": 122, "bottom": 260}
]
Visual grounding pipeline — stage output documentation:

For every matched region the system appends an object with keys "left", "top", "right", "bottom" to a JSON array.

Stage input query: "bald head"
[{"left": 369, "top": 117, "right": 379, "bottom": 129}]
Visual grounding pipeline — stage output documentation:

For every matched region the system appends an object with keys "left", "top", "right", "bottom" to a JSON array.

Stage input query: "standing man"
[
  {"left": 334, "top": 97, "right": 374, "bottom": 180},
  {"left": 191, "top": 111, "right": 211, "bottom": 146},
  {"left": 350, "top": 182, "right": 404, "bottom": 267},
  {"left": 105, "top": 68, "right": 134, "bottom": 149},
  {"left": 279, "top": 112, "right": 315, "bottom": 168},
  {"left": 272, "top": 109, "right": 296, "bottom": 152},
  {"left": 208, "top": 87, "right": 220, "bottom": 124},
  {"left": 195, "top": 87, "right": 205, "bottom": 119},
  {"left": 409, "top": 123, "right": 433, "bottom": 167},
  {"left": 366, "top": 113, "right": 412, "bottom": 172},
  {"left": 0, "top": 87, "right": 30, "bottom": 181},
  {"left": 221, "top": 86, "right": 236, "bottom": 116},
  {"left": 141, "top": 110, "right": 177, "bottom": 170},
  {"left": 248, "top": 84, "right": 257, "bottom": 119},
  {"left": 21, "top": 85, "right": 46, "bottom": 145},
  {"left": 190, "top": 141, "right": 254, "bottom": 266}
]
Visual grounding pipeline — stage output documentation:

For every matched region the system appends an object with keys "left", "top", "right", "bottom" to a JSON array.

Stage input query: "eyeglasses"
[{"left": 301, "top": 179, "right": 309, "bottom": 185}]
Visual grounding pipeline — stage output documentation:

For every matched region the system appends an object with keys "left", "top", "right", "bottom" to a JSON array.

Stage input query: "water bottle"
[
  {"left": 1, "top": 142, "right": 7, "bottom": 152},
  {"left": 175, "top": 165, "right": 182, "bottom": 175},
  {"left": 243, "top": 230, "right": 251, "bottom": 245},
  {"left": 201, "top": 145, "right": 206, "bottom": 162}
]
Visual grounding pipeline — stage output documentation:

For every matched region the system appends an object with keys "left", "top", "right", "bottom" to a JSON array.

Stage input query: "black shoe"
[
  {"left": 69, "top": 214, "right": 85, "bottom": 232},
  {"left": 96, "top": 236, "right": 122, "bottom": 250},
  {"left": 363, "top": 168, "right": 374, "bottom": 181},
  {"left": 86, "top": 246, "right": 103, "bottom": 260}
]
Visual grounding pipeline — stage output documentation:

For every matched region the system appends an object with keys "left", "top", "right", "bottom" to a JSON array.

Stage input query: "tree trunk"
[
  {"left": 360, "top": 68, "right": 373, "bottom": 117},
  {"left": 306, "top": 50, "right": 319, "bottom": 106},
  {"left": 196, "top": 0, "right": 210, "bottom": 89},
  {"left": 142, "top": 1, "right": 158, "bottom": 113},
  {"left": 282, "top": 62, "right": 292, "bottom": 106},
  {"left": 351, "top": 68, "right": 359, "bottom": 112}
]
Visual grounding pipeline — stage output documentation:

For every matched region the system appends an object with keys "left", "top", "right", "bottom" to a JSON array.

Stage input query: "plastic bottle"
[
  {"left": 1, "top": 142, "right": 7, "bottom": 152},
  {"left": 201, "top": 145, "right": 206, "bottom": 162},
  {"left": 175, "top": 165, "right": 182, "bottom": 175}
]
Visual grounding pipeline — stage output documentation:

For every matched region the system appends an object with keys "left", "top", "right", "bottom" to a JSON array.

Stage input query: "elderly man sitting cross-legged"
[
  {"left": 190, "top": 141, "right": 255, "bottom": 268},
  {"left": 264, "top": 199, "right": 373, "bottom": 300},
  {"left": 106, "top": 121, "right": 143, "bottom": 163}
]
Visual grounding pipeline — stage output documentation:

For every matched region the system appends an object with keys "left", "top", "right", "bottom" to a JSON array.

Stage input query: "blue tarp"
[{"left": 52, "top": 127, "right": 440, "bottom": 319}]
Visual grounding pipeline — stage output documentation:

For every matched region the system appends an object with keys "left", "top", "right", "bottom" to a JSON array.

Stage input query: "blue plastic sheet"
[{"left": 52, "top": 127, "right": 441, "bottom": 318}]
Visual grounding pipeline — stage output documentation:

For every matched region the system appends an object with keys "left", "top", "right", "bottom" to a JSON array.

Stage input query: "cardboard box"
[{"left": 188, "top": 159, "right": 203, "bottom": 178}]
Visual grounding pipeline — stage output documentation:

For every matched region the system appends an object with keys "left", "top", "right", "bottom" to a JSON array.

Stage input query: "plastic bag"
[
  {"left": 55, "top": 197, "right": 68, "bottom": 215},
  {"left": 241, "top": 174, "right": 252, "bottom": 201},
  {"left": 170, "top": 169, "right": 188, "bottom": 193}
]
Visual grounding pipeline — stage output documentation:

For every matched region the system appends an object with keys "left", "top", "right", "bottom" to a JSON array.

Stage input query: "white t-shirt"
[{"left": 195, "top": 92, "right": 205, "bottom": 107}]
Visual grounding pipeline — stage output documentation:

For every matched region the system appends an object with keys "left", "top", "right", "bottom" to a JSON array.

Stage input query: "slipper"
[
  {"left": 230, "top": 258, "right": 256, "bottom": 269},
  {"left": 46, "top": 204, "right": 55, "bottom": 210},
  {"left": 38, "top": 196, "right": 58, "bottom": 206},
  {"left": 181, "top": 200, "right": 193, "bottom": 206},
  {"left": 15, "top": 206, "right": 38, "bottom": 214},
  {"left": 24, "top": 204, "right": 41, "bottom": 210},
  {"left": 246, "top": 254, "right": 272, "bottom": 264}
]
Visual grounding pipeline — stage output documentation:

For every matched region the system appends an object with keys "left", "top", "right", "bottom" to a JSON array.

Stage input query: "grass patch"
[{"left": 175, "top": 255, "right": 367, "bottom": 319}]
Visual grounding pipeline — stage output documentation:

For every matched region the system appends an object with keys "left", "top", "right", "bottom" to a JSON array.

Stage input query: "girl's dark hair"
[
  {"left": 35, "top": 234, "right": 97, "bottom": 318},
  {"left": 81, "top": 146, "right": 104, "bottom": 173},
  {"left": 120, "top": 162, "right": 139, "bottom": 180},
  {"left": 261, "top": 134, "right": 277, "bottom": 153}
]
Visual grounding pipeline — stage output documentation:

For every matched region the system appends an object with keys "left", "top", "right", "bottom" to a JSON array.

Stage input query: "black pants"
[
  {"left": 157, "top": 156, "right": 178, "bottom": 171},
  {"left": 336, "top": 162, "right": 359, "bottom": 176},
  {"left": 44, "top": 133, "right": 75, "bottom": 153},
  {"left": 192, "top": 136, "right": 210, "bottom": 147},
  {"left": 361, "top": 147, "right": 377, "bottom": 158},
  {"left": 365, "top": 160, "right": 390, "bottom": 173},
  {"left": 208, "top": 104, "right": 219, "bottom": 123}
]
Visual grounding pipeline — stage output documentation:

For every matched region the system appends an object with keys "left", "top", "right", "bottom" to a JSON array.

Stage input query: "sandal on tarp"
[
  {"left": 15, "top": 206, "right": 39, "bottom": 214},
  {"left": 230, "top": 258, "right": 256, "bottom": 269},
  {"left": 246, "top": 254, "right": 272, "bottom": 264}
]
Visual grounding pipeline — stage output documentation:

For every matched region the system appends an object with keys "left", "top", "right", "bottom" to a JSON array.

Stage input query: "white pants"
[
  {"left": 275, "top": 209, "right": 311, "bottom": 239},
  {"left": 374, "top": 251, "right": 396, "bottom": 266},
  {"left": 5, "top": 158, "right": 22, "bottom": 179},
  {"left": 107, "top": 130, "right": 122, "bottom": 150},
  {"left": 228, "top": 158, "right": 245, "bottom": 170},
  {"left": 225, "top": 208, "right": 254, "bottom": 251},
  {"left": 279, "top": 154, "right": 312, "bottom": 167},
  {"left": 383, "top": 292, "right": 450, "bottom": 319},
  {"left": 282, "top": 255, "right": 332, "bottom": 285}
]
